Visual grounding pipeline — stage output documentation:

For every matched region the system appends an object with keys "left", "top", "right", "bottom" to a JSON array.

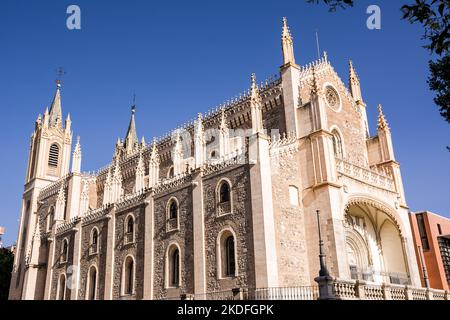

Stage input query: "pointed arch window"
[
  {"left": 90, "top": 228, "right": 99, "bottom": 255},
  {"left": 218, "top": 230, "right": 236, "bottom": 278},
  {"left": 167, "top": 246, "right": 180, "bottom": 288},
  {"left": 58, "top": 274, "right": 66, "bottom": 300},
  {"left": 47, "top": 206, "right": 55, "bottom": 232},
  {"left": 87, "top": 266, "right": 97, "bottom": 300},
  {"left": 122, "top": 256, "right": 135, "bottom": 296},
  {"left": 61, "top": 239, "right": 69, "bottom": 263},
  {"left": 124, "top": 215, "right": 135, "bottom": 244},
  {"left": 332, "top": 130, "right": 343, "bottom": 159},
  {"left": 217, "top": 179, "right": 232, "bottom": 216},
  {"left": 168, "top": 166, "right": 174, "bottom": 179},
  {"left": 166, "top": 198, "right": 179, "bottom": 232},
  {"left": 169, "top": 201, "right": 178, "bottom": 219}
]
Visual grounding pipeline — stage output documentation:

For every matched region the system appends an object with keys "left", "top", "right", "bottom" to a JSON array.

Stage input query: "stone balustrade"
[
  {"left": 160, "top": 282, "right": 448, "bottom": 300},
  {"left": 332, "top": 279, "right": 448, "bottom": 301},
  {"left": 335, "top": 158, "right": 395, "bottom": 192}
]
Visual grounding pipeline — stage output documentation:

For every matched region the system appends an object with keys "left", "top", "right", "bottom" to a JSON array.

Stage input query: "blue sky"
[{"left": 0, "top": 0, "right": 449, "bottom": 246}]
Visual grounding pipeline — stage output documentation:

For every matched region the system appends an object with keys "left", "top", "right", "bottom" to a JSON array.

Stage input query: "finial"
[
  {"left": 131, "top": 105, "right": 136, "bottom": 115},
  {"left": 311, "top": 66, "right": 320, "bottom": 95},
  {"left": 251, "top": 73, "right": 257, "bottom": 89},
  {"left": 323, "top": 51, "right": 328, "bottom": 62},
  {"left": 377, "top": 104, "right": 390, "bottom": 131}
]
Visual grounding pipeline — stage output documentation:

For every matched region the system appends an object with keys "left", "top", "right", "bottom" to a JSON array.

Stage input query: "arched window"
[
  {"left": 218, "top": 230, "right": 236, "bottom": 278},
  {"left": 61, "top": 239, "right": 69, "bottom": 263},
  {"left": 332, "top": 130, "right": 343, "bottom": 159},
  {"left": 90, "top": 229, "right": 99, "bottom": 254},
  {"left": 87, "top": 266, "right": 97, "bottom": 300},
  {"left": 123, "top": 256, "right": 135, "bottom": 295},
  {"left": 169, "top": 201, "right": 178, "bottom": 219},
  {"left": 58, "top": 274, "right": 66, "bottom": 300},
  {"left": 168, "top": 246, "right": 180, "bottom": 287},
  {"left": 217, "top": 180, "right": 232, "bottom": 216},
  {"left": 47, "top": 207, "right": 55, "bottom": 232},
  {"left": 210, "top": 150, "right": 217, "bottom": 159},
  {"left": 224, "top": 236, "right": 236, "bottom": 277},
  {"left": 48, "top": 144, "right": 60, "bottom": 167},
  {"left": 166, "top": 199, "right": 179, "bottom": 232},
  {"left": 125, "top": 215, "right": 135, "bottom": 244},
  {"left": 219, "top": 182, "right": 231, "bottom": 203},
  {"left": 168, "top": 166, "right": 174, "bottom": 179}
]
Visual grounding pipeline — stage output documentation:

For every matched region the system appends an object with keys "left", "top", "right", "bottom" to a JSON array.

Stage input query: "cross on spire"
[{"left": 55, "top": 67, "right": 66, "bottom": 87}]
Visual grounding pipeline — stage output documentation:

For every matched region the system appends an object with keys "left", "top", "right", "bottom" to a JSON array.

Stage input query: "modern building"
[
  {"left": 9, "top": 18, "right": 429, "bottom": 300},
  {"left": 410, "top": 211, "right": 450, "bottom": 291}
]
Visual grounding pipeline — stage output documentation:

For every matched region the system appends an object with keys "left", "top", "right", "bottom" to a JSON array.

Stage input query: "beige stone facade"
[{"left": 9, "top": 18, "right": 427, "bottom": 300}]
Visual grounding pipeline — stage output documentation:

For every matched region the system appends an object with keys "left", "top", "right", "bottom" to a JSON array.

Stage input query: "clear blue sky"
[{"left": 0, "top": 0, "right": 449, "bottom": 246}]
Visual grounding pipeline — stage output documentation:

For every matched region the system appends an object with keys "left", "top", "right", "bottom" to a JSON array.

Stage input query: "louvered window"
[{"left": 48, "top": 144, "right": 60, "bottom": 167}]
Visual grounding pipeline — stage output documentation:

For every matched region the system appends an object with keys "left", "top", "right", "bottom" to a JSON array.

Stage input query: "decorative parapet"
[
  {"left": 82, "top": 205, "right": 111, "bottom": 225},
  {"left": 115, "top": 191, "right": 148, "bottom": 211},
  {"left": 38, "top": 174, "right": 71, "bottom": 200},
  {"left": 269, "top": 131, "right": 298, "bottom": 157},
  {"left": 153, "top": 173, "right": 193, "bottom": 195},
  {"left": 202, "top": 150, "right": 246, "bottom": 177},
  {"left": 335, "top": 158, "right": 395, "bottom": 192},
  {"left": 56, "top": 216, "right": 81, "bottom": 235}
]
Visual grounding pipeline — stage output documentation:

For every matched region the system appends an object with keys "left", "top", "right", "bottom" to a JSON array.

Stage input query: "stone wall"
[
  {"left": 271, "top": 150, "right": 311, "bottom": 286},
  {"left": 112, "top": 205, "right": 146, "bottom": 299},
  {"left": 152, "top": 185, "right": 194, "bottom": 299},
  {"left": 50, "top": 230, "right": 75, "bottom": 299},
  {"left": 203, "top": 165, "right": 255, "bottom": 292},
  {"left": 78, "top": 219, "right": 109, "bottom": 300}
]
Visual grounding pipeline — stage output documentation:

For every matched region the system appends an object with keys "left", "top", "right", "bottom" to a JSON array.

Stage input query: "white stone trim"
[{"left": 216, "top": 226, "right": 238, "bottom": 279}]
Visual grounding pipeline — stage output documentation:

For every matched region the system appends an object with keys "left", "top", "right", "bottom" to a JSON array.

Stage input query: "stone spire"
[
  {"left": 79, "top": 180, "right": 90, "bottom": 216},
  {"left": 49, "top": 81, "right": 63, "bottom": 128},
  {"left": 135, "top": 151, "right": 145, "bottom": 194},
  {"left": 219, "top": 108, "right": 230, "bottom": 157},
  {"left": 71, "top": 136, "right": 82, "bottom": 174},
  {"left": 103, "top": 167, "right": 112, "bottom": 206},
  {"left": 349, "top": 60, "right": 363, "bottom": 102},
  {"left": 148, "top": 138, "right": 160, "bottom": 188},
  {"left": 195, "top": 113, "right": 206, "bottom": 168},
  {"left": 111, "top": 158, "right": 123, "bottom": 202},
  {"left": 173, "top": 131, "right": 184, "bottom": 176},
  {"left": 281, "top": 17, "right": 296, "bottom": 66},
  {"left": 377, "top": 104, "right": 390, "bottom": 132},
  {"left": 124, "top": 105, "right": 138, "bottom": 156},
  {"left": 250, "top": 73, "right": 264, "bottom": 134},
  {"left": 55, "top": 184, "right": 66, "bottom": 221}
]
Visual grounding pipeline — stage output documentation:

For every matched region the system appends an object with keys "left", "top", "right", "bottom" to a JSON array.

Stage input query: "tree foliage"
[{"left": 0, "top": 248, "right": 14, "bottom": 300}]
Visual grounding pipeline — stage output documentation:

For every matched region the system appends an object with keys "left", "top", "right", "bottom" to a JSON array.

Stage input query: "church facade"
[{"left": 9, "top": 18, "right": 423, "bottom": 300}]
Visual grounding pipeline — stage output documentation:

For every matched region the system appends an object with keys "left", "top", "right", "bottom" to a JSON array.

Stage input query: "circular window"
[{"left": 325, "top": 86, "right": 340, "bottom": 111}]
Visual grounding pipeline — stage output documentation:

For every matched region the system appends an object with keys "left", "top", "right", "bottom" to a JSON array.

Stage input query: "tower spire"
[
  {"left": 124, "top": 105, "right": 138, "bottom": 156},
  {"left": 281, "top": 17, "right": 296, "bottom": 66},
  {"left": 49, "top": 81, "right": 62, "bottom": 128},
  {"left": 250, "top": 73, "right": 264, "bottom": 134},
  {"left": 71, "top": 136, "right": 82, "bottom": 174},
  {"left": 377, "top": 104, "right": 390, "bottom": 131},
  {"left": 349, "top": 60, "right": 363, "bottom": 102}
]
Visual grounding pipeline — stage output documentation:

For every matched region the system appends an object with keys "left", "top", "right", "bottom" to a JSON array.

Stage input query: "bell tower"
[{"left": 9, "top": 81, "right": 73, "bottom": 300}]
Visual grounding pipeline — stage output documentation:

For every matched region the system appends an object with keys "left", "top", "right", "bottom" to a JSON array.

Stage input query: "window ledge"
[{"left": 217, "top": 212, "right": 233, "bottom": 218}]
